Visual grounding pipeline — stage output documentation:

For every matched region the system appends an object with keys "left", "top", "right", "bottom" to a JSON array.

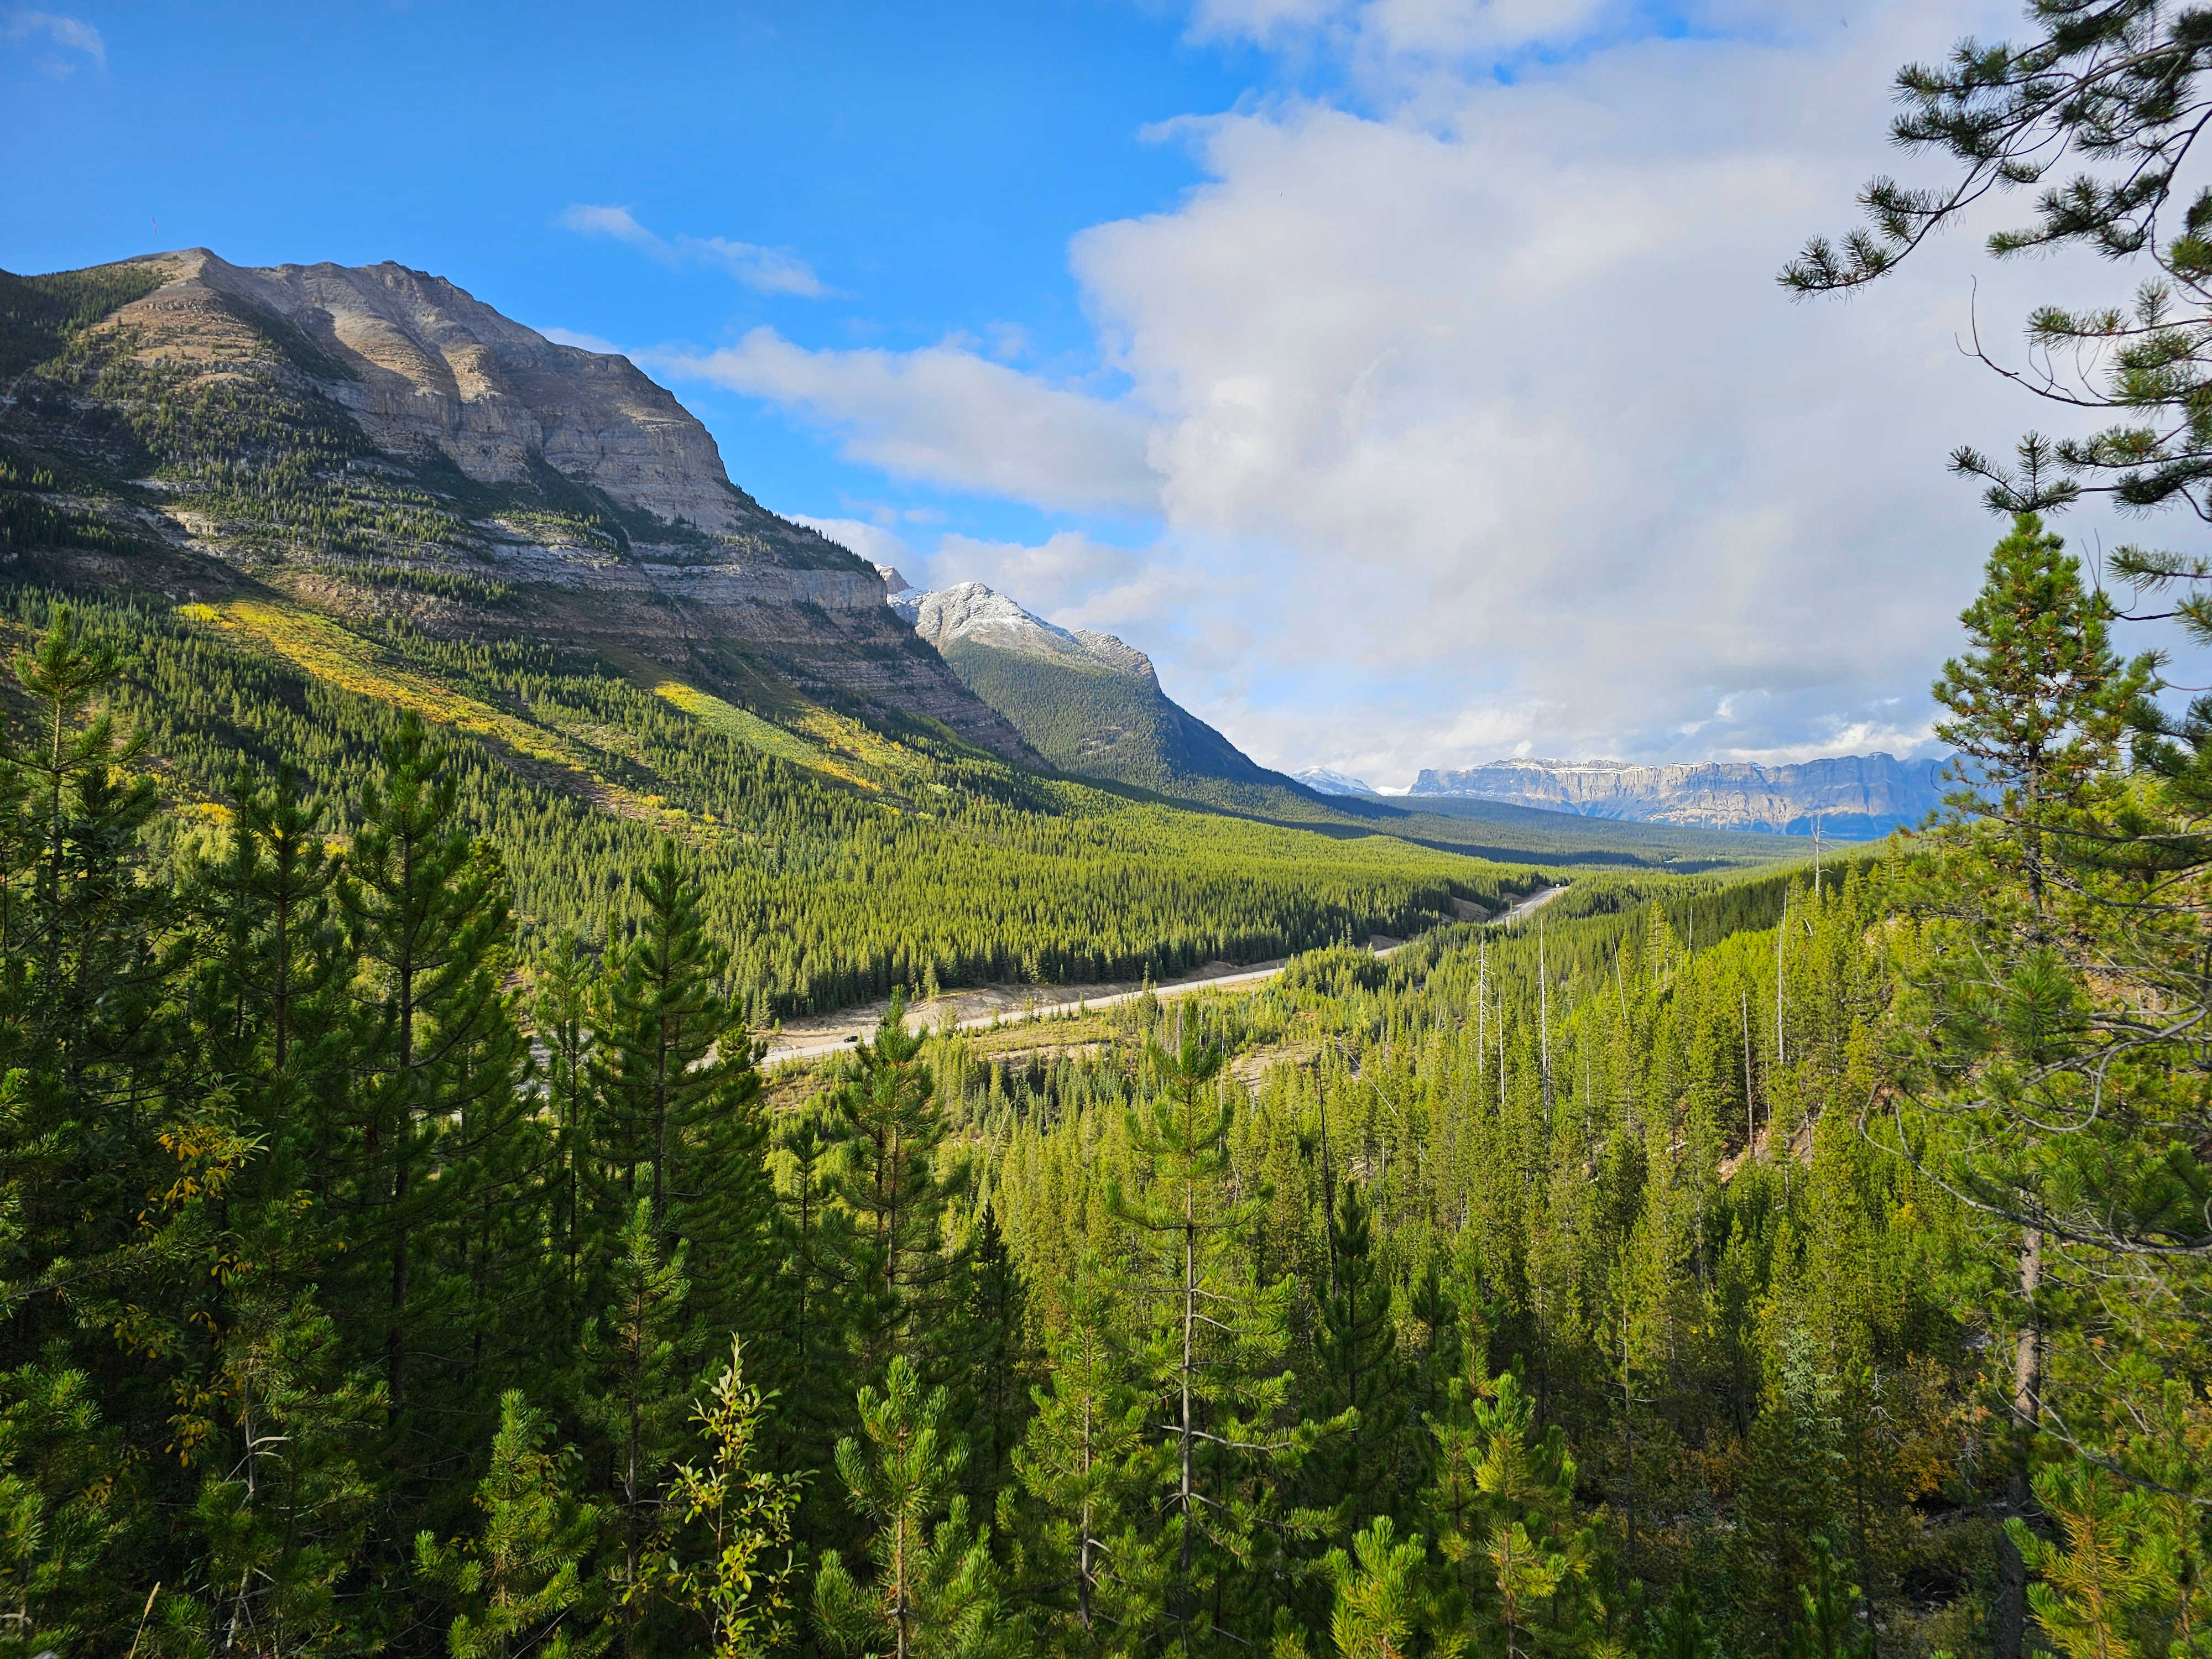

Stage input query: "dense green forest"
[
  {"left": 6, "top": 459, "right": 2208, "bottom": 1657},
  {"left": 935, "top": 638, "right": 1288, "bottom": 805}
]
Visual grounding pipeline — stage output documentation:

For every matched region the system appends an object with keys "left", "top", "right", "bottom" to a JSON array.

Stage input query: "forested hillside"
[
  {"left": 939, "top": 636, "right": 1287, "bottom": 806},
  {"left": 14, "top": 592, "right": 1524, "bottom": 1014}
]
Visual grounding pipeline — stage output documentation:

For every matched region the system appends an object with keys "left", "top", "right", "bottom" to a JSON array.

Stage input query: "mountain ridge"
[
  {"left": 0, "top": 250, "right": 1034, "bottom": 759},
  {"left": 1411, "top": 752, "right": 1945, "bottom": 837}
]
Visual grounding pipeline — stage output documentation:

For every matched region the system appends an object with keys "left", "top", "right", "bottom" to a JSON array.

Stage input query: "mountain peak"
[
  {"left": 1293, "top": 766, "right": 1376, "bottom": 797},
  {"left": 95, "top": 249, "right": 781, "bottom": 537},
  {"left": 892, "top": 581, "right": 1157, "bottom": 684},
  {"left": 1, "top": 248, "right": 1035, "bottom": 760}
]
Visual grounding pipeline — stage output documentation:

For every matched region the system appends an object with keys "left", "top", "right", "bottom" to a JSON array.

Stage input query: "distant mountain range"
[
  {"left": 1407, "top": 754, "right": 1947, "bottom": 838},
  {"left": 888, "top": 579, "right": 1313, "bottom": 810}
]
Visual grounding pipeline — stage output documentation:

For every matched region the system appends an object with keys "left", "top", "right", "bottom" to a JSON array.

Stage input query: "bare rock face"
[
  {"left": 124, "top": 250, "right": 768, "bottom": 535},
  {"left": 1409, "top": 754, "right": 1947, "bottom": 838}
]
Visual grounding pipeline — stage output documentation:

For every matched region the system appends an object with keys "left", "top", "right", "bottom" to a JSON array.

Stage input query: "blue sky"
[{"left": 8, "top": 0, "right": 2156, "bottom": 784}]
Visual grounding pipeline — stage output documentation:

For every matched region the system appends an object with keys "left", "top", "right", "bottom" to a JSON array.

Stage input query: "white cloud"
[
  {"left": 539, "top": 325, "right": 625, "bottom": 356},
  {"left": 649, "top": 330, "right": 1157, "bottom": 515},
  {"left": 1048, "top": 0, "right": 2074, "bottom": 777},
  {"left": 790, "top": 515, "right": 914, "bottom": 574},
  {"left": 556, "top": 204, "right": 830, "bottom": 299},
  {"left": 2, "top": 10, "right": 104, "bottom": 75}
]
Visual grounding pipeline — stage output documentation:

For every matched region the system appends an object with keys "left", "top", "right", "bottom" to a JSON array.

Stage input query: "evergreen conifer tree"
[
  {"left": 418, "top": 1390, "right": 609, "bottom": 1659},
  {"left": 576, "top": 1200, "right": 697, "bottom": 1655},
  {"left": 338, "top": 712, "right": 533, "bottom": 1434},
  {"left": 1423, "top": 1368, "right": 1603, "bottom": 1657},
  {"left": 813, "top": 1356, "right": 1015, "bottom": 1659},
  {"left": 822, "top": 994, "right": 963, "bottom": 1384},
  {"left": 1109, "top": 1025, "right": 1308, "bottom": 1653},
  {"left": 588, "top": 841, "right": 775, "bottom": 1358},
  {"left": 1312, "top": 1182, "right": 1407, "bottom": 1536},
  {"left": 1005, "top": 1256, "right": 1151, "bottom": 1656}
]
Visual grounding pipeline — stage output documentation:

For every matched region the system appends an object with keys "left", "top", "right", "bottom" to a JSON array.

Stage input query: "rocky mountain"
[
  {"left": 889, "top": 580, "right": 1310, "bottom": 807},
  {"left": 1293, "top": 766, "right": 1377, "bottom": 797},
  {"left": 1410, "top": 753, "right": 1947, "bottom": 838},
  {"left": 0, "top": 251, "right": 1030, "bottom": 758},
  {"left": 895, "top": 581, "right": 1156, "bottom": 677}
]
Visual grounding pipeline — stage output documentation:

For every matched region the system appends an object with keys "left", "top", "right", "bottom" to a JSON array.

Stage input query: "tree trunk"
[{"left": 1994, "top": 1227, "right": 2041, "bottom": 1659}]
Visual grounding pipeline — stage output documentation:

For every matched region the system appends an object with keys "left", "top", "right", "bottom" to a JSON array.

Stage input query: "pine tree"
[
  {"left": 1728, "top": 1338, "right": 1844, "bottom": 1657},
  {"left": 588, "top": 841, "right": 775, "bottom": 1357},
  {"left": 951, "top": 1201, "right": 1029, "bottom": 1507},
  {"left": 2012, "top": 1462, "right": 2162, "bottom": 1659},
  {"left": 1005, "top": 1256, "right": 1151, "bottom": 1656},
  {"left": 534, "top": 935, "right": 598, "bottom": 1348},
  {"left": 1642, "top": 1575, "right": 1718, "bottom": 1659},
  {"left": 1109, "top": 1025, "right": 1307, "bottom": 1653},
  {"left": 1312, "top": 1181, "right": 1407, "bottom": 1536},
  {"left": 0, "top": 1359, "right": 129, "bottom": 1657},
  {"left": 576, "top": 1200, "right": 697, "bottom": 1654},
  {"left": 1324, "top": 1515, "right": 1464, "bottom": 1659},
  {"left": 338, "top": 711, "right": 533, "bottom": 1431},
  {"left": 1908, "top": 513, "right": 2153, "bottom": 1658},
  {"left": 813, "top": 1355, "right": 1015, "bottom": 1659},
  {"left": 1785, "top": 1535, "right": 1873, "bottom": 1659},
  {"left": 772, "top": 1100, "right": 854, "bottom": 1556},
  {"left": 418, "top": 1389, "right": 609, "bottom": 1659},
  {"left": 179, "top": 1291, "right": 382, "bottom": 1656},
  {"left": 822, "top": 993, "right": 963, "bottom": 1384},
  {"left": 1423, "top": 1367, "right": 1603, "bottom": 1658}
]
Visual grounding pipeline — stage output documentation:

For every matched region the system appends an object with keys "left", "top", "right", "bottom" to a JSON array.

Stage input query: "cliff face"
[
  {"left": 1410, "top": 754, "right": 1947, "bottom": 838},
  {"left": 153, "top": 251, "right": 764, "bottom": 534},
  {"left": 3, "top": 251, "right": 1031, "bottom": 759}
]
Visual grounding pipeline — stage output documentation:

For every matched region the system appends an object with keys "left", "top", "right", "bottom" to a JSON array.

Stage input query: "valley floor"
[{"left": 759, "top": 881, "right": 1570, "bottom": 1066}]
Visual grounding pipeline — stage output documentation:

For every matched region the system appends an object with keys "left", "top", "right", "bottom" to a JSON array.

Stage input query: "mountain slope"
[
  {"left": 895, "top": 580, "right": 1303, "bottom": 806},
  {"left": 1411, "top": 753, "right": 1945, "bottom": 837},
  {"left": 0, "top": 250, "right": 1032, "bottom": 758}
]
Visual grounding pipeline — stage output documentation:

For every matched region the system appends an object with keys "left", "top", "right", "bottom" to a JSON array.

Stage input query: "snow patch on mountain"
[
  {"left": 890, "top": 581, "right": 1158, "bottom": 683},
  {"left": 1292, "top": 767, "right": 1376, "bottom": 797}
]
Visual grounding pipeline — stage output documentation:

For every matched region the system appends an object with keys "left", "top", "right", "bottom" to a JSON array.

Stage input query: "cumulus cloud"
[
  {"left": 539, "top": 325, "right": 625, "bottom": 356},
  {"left": 2, "top": 10, "right": 104, "bottom": 75},
  {"left": 557, "top": 204, "right": 830, "bottom": 299},
  {"left": 649, "top": 330, "right": 1158, "bottom": 515},
  {"left": 790, "top": 515, "right": 916, "bottom": 575},
  {"left": 1039, "top": 0, "right": 2080, "bottom": 779}
]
